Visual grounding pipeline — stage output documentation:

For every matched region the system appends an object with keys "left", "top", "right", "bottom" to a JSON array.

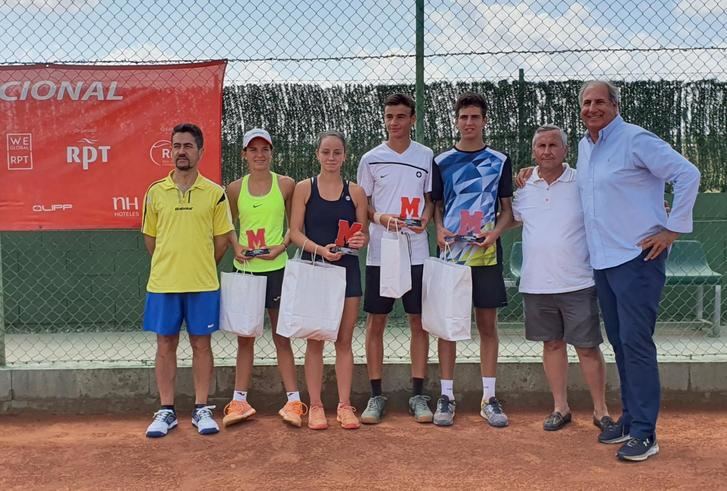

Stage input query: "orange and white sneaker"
[
  {"left": 336, "top": 403, "right": 360, "bottom": 430},
  {"left": 222, "top": 400, "right": 256, "bottom": 427},
  {"left": 308, "top": 404, "right": 328, "bottom": 430},
  {"left": 279, "top": 400, "right": 308, "bottom": 427}
]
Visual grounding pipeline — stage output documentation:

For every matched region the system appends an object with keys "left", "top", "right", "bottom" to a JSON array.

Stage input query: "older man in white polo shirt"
[{"left": 512, "top": 124, "right": 611, "bottom": 432}]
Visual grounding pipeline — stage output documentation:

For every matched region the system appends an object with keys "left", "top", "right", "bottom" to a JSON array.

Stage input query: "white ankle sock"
[
  {"left": 233, "top": 390, "right": 247, "bottom": 401},
  {"left": 286, "top": 391, "right": 301, "bottom": 402},
  {"left": 482, "top": 377, "right": 496, "bottom": 400},
  {"left": 440, "top": 379, "right": 454, "bottom": 400}
]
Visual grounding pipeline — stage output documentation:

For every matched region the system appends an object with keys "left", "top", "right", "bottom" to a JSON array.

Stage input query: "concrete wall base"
[{"left": 1, "top": 362, "right": 725, "bottom": 414}]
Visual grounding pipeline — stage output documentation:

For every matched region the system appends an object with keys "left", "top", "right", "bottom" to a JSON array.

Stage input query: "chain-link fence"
[{"left": 1, "top": 0, "right": 726, "bottom": 366}]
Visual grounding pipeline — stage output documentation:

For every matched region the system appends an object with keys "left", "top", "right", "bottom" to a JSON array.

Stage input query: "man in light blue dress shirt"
[{"left": 577, "top": 80, "right": 700, "bottom": 462}]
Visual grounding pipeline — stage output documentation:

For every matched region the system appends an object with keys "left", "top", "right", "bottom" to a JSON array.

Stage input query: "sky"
[{"left": 0, "top": 0, "right": 725, "bottom": 83}]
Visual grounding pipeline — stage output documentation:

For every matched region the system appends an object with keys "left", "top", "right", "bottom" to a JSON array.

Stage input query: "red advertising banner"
[{"left": 0, "top": 61, "right": 226, "bottom": 230}]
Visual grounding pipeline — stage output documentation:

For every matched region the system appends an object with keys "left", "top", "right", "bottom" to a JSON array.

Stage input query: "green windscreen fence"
[{"left": 1, "top": 0, "right": 725, "bottom": 365}]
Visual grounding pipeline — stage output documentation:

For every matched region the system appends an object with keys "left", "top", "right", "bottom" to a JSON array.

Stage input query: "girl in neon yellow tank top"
[{"left": 224, "top": 129, "right": 305, "bottom": 428}]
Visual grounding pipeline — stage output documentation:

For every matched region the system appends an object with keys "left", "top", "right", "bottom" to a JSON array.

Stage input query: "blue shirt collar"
[{"left": 586, "top": 114, "right": 624, "bottom": 143}]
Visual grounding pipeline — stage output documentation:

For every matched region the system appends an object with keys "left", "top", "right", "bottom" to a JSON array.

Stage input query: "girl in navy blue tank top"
[{"left": 290, "top": 131, "right": 369, "bottom": 430}]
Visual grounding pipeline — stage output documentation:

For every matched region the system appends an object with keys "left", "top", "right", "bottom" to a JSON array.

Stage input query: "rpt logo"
[
  {"left": 7, "top": 133, "right": 33, "bottom": 170},
  {"left": 67, "top": 138, "right": 111, "bottom": 170}
]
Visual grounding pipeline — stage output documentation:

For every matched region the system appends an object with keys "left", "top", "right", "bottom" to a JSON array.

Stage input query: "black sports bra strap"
[
  {"left": 310, "top": 176, "right": 320, "bottom": 199},
  {"left": 342, "top": 179, "right": 350, "bottom": 199}
]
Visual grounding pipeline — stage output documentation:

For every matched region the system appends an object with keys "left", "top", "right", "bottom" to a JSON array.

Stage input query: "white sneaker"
[
  {"left": 146, "top": 409, "right": 178, "bottom": 438},
  {"left": 192, "top": 405, "right": 219, "bottom": 435},
  {"left": 480, "top": 397, "right": 509, "bottom": 427}
]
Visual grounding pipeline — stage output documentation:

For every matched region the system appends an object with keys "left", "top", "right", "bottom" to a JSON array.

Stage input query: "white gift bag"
[
  {"left": 277, "top": 248, "right": 347, "bottom": 341},
  {"left": 379, "top": 227, "right": 412, "bottom": 298},
  {"left": 421, "top": 253, "right": 472, "bottom": 341},
  {"left": 219, "top": 271, "right": 267, "bottom": 338}
]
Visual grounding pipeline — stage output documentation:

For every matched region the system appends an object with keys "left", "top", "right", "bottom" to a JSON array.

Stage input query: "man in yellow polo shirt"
[{"left": 142, "top": 123, "right": 238, "bottom": 438}]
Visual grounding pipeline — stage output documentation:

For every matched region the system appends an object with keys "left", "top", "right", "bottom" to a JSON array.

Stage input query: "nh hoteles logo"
[
  {"left": 112, "top": 196, "right": 140, "bottom": 217},
  {"left": 67, "top": 138, "right": 111, "bottom": 170}
]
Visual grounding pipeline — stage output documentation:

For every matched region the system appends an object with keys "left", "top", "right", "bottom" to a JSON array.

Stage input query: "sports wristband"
[{"left": 373, "top": 212, "right": 383, "bottom": 225}]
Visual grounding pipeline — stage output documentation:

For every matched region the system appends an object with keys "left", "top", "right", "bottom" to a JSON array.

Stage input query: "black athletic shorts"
[
  {"left": 343, "top": 260, "right": 363, "bottom": 298},
  {"left": 363, "top": 264, "right": 424, "bottom": 315},
  {"left": 234, "top": 267, "right": 284, "bottom": 309},
  {"left": 471, "top": 264, "right": 508, "bottom": 309},
  {"left": 302, "top": 254, "right": 362, "bottom": 299}
]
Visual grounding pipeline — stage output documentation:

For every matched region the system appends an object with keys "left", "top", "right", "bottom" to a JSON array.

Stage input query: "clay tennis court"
[{"left": 1, "top": 407, "right": 725, "bottom": 490}]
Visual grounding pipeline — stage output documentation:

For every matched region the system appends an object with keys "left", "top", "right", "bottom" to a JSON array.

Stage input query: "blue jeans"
[{"left": 594, "top": 249, "right": 666, "bottom": 440}]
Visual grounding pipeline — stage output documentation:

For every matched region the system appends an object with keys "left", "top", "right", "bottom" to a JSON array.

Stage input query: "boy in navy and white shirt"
[{"left": 357, "top": 93, "right": 435, "bottom": 425}]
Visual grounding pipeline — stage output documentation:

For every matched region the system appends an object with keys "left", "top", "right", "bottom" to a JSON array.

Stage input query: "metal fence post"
[
  {"left": 517, "top": 68, "right": 525, "bottom": 166},
  {"left": 415, "top": 0, "right": 425, "bottom": 142},
  {"left": 0, "top": 233, "right": 6, "bottom": 366}
]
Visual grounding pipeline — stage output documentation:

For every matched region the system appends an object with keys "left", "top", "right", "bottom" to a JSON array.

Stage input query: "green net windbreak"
[{"left": 1, "top": 0, "right": 725, "bottom": 365}]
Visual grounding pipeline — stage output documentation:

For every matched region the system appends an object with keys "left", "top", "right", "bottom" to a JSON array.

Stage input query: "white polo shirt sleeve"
[{"left": 512, "top": 188, "right": 523, "bottom": 223}]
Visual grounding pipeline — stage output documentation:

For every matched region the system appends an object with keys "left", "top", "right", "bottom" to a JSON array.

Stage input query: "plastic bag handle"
[
  {"left": 442, "top": 241, "right": 453, "bottom": 261},
  {"left": 386, "top": 216, "right": 400, "bottom": 233},
  {"left": 297, "top": 238, "right": 318, "bottom": 264}
]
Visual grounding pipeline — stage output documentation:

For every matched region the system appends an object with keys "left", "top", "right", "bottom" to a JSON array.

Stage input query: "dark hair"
[
  {"left": 454, "top": 92, "right": 488, "bottom": 118},
  {"left": 384, "top": 93, "right": 415, "bottom": 116},
  {"left": 316, "top": 130, "right": 347, "bottom": 153},
  {"left": 171, "top": 123, "right": 204, "bottom": 149}
]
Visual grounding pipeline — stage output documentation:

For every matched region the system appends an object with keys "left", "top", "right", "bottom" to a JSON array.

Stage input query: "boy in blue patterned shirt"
[{"left": 431, "top": 93, "right": 514, "bottom": 427}]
